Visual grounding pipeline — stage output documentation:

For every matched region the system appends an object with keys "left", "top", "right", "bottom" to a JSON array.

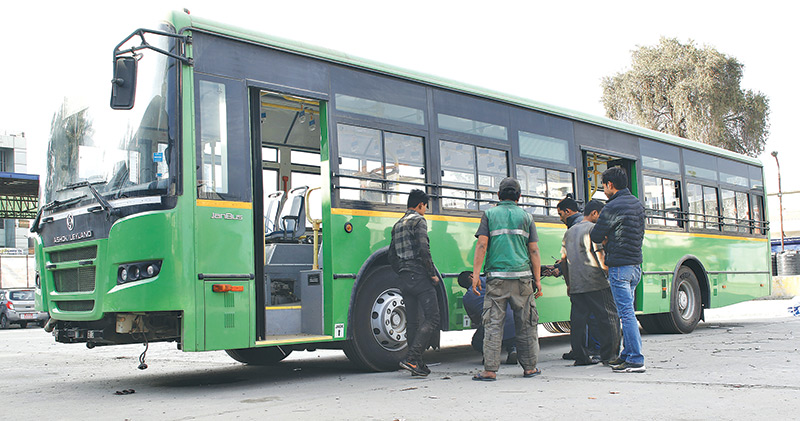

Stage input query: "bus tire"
[
  {"left": 225, "top": 346, "right": 292, "bottom": 365},
  {"left": 344, "top": 265, "right": 407, "bottom": 372},
  {"left": 555, "top": 321, "right": 571, "bottom": 333},
  {"left": 657, "top": 266, "right": 702, "bottom": 334},
  {"left": 542, "top": 322, "right": 560, "bottom": 334},
  {"left": 636, "top": 314, "right": 664, "bottom": 334}
]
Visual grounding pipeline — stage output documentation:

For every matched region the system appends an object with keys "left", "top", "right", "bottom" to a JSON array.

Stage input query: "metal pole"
[{"left": 772, "top": 151, "right": 785, "bottom": 252}]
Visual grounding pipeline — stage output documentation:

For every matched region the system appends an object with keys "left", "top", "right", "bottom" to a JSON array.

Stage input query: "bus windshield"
[{"left": 44, "top": 23, "right": 179, "bottom": 208}]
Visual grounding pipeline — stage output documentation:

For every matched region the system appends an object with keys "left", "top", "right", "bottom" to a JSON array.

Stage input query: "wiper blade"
[
  {"left": 62, "top": 181, "right": 118, "bottom": 217},
  {"left": 29, "top": 195, "right": 87, "bottom": 233},
  {"left": 58, "top": 179, "right": 106, "bottom": 192}
]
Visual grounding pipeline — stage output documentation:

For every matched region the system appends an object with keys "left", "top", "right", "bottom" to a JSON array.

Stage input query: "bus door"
[
  {"left": 581, "top": 149, "right": 643, "bottom": 308},
  {"left": 253, "top": 90, "right": 325, "bottom": 342},
  {"left": 582, "top": 150, "right": 638, "bottom": 202}
]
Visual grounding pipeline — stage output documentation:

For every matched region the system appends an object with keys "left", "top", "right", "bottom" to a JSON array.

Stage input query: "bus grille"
[
  {"left": 55, "top": 301, "right": 94, "bottom": 312},
  {"left": 50, "top": 246, "right": 98, "bottom": 263},
  {"left": 53, "top": 267, "right": 96, "bottom": 292}
]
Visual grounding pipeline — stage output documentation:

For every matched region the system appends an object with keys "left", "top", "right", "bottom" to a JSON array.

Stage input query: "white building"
[{"left": 0, "top": 132, "right": 33, "bottom": 251}]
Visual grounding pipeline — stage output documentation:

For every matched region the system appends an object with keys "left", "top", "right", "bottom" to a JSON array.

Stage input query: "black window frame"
[
  {"left": 332, "top": 121, "right": 429, "bottom": 211},
  {"left": 194, "top": 73, "right": 252, "bottom": 203}
]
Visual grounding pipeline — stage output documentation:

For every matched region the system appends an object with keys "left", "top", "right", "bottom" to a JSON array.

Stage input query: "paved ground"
[{"left": 1, "top": 299, "right": 798, "bottom": 420}]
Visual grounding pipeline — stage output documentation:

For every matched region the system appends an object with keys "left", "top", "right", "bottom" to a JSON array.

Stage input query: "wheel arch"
[
  {"left": 674, "top": 255, "right": 710, "bottom": 316},
  {"left": 346, "top": 246, "right": 449, "bottom": 340}
]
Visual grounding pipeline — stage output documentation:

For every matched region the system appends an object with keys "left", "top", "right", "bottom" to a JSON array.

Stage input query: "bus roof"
[{"left": 174, "top": 11, "right": 762, "bottom": 167}]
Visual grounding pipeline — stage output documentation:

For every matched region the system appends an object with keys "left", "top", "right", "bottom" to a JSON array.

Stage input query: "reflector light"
[{"left": 212, "top": 284, "right": 244, "bottom": 293}]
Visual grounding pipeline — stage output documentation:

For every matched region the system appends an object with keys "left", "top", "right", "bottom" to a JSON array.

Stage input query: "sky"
[{"left": 1, "top": 0, "right": 799, "bottom": 235}]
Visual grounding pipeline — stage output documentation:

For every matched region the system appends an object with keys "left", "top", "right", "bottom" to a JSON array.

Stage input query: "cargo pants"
[{"left": 481, "top": 276, "right": 539, "bottom": 372}]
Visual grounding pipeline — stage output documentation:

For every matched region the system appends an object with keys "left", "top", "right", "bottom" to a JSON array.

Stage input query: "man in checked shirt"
[{"left": 389, "top": 189, "right": 440, "bottom": 377}]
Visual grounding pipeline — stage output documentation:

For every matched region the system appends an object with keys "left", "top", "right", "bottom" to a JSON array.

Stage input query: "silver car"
[{"left": 0, "top": 289, "right": 50, "bottom": 328}]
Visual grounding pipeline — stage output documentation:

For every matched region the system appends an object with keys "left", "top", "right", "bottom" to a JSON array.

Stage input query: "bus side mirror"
[{"left": 110, "top": 56, "right": 138, "bottom": 110}]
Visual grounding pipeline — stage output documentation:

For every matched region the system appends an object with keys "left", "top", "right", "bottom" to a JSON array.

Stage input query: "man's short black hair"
[
  {"left": 557, "top": 196, "right": 579, "bottom": 213},
  {"left": 407, "top": 189, "right": 429, "bottom": 209},
  {"left": 602, "top": 166, "right": 628, "bottom": 190},
  {"left": 499, "top": 188, "right": 521, "bottom": 201},
  {"left": 584, "top": 199, "right": 605, "bottom": 216}
]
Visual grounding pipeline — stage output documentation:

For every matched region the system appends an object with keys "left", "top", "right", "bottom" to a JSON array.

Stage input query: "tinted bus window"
[{"left": 640, "top": 138, "right": 680, "bottom": 173}]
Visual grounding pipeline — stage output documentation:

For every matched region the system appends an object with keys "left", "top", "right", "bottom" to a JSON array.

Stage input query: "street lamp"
[{"left": 771, "top": 151, "right": 785, "bottom": 252}]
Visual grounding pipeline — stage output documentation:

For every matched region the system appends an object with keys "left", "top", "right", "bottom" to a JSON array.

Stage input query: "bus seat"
[
  {"left": 266, "top": 186, "right": 308, "bottom": 242},
  {"left": 264, "top": 191, "right": 285, "bottom": 235}
]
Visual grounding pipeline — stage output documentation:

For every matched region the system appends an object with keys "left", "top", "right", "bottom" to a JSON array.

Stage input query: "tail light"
[{"left": 6, "top": 301, "right": 14, "bottom": 311}]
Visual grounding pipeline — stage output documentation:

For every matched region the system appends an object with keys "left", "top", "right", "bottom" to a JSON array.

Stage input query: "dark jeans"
[
  {"left": 569, "top": 287, "right": 621, "bottom": 363},
  {"left": 399, "top": 271, "right": 440, "bottom": 362}
]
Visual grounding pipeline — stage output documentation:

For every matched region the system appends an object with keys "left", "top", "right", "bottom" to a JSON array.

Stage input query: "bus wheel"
[
  {"left": 658, "top": 267, "right": 702, "bottom": 334},
  {"left": 636, "top": 314, "right": 664, "bottom": 334},
  {"left": 344, "top": 265, "right": 407, "bottom": 372},
  {"left": 225, "top": 346, "right": 292, "bottom": 365}
]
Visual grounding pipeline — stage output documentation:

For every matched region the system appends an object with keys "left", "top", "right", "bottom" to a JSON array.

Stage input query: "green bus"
[{"left": 33, "top": 11, "right": 771, "bottom": 371}]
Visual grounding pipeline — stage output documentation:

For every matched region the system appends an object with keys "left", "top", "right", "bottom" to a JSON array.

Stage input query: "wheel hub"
[
  {"left": 677, "top": 282, "right": 695, "bottom": 319},
  {"left": 370, "top": 289, "right": 407, "bottom": 351}
]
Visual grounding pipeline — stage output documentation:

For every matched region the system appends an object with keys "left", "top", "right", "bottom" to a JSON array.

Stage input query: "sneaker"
[
  {"left": 399, "top": 359, "right": 429, "bottom": 377},
  {"left": 612, "top": 362, "right": 646, "bottom": 373},
  {"left": 505, "top": 346, "right": 518, "bottom": 365},
  {"left": 418, "top": 362, "right": 431, "bottom": 376},
  {"left": 605, "top": 357, "right": 625, "bottom": 367},
  {"left": 562, "top": 351, "right": 576, "bottom": 360}
]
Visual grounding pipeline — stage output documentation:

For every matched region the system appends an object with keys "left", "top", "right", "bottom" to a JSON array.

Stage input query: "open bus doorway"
[
  {"left": 583, "top": 150, "right": 638, "bottom": 203},
  {"left": 247, "top": 89, "right": 328, "bottom": 354}
]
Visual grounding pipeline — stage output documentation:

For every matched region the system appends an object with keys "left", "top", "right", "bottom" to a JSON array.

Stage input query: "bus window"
[
  {"left": 703, "top": 186, "right": 719, "bottom": 230},
  {"left": 687, "top": 183, "right": 719, "bottom": 231},
  {"left": 516, "top": 164, "right": 574, "bottom": 216},
  {"left": 384, "top": 132, "right": 425, "bottom": 206},
  {"left": 720, "top": 189, "right": 750, "bottom": 233},
  {"left": 337, "top": 125, "right": 384, "bottom": 203},
  {"left": 736, "top": 191, "right": 750, "bottom": 234},
  {"left": 336, "top": 124, "right": 426, "bottom": 206},
  {"left": 197, "top": 78, "right": 250, "bottom": 202},
  {"left": 440, "top": 140, "right": 476, "bottom": 210},
  {"left": 439, "top": 141, "right": 508, "bottom": 211},
  {"left": 751, "top": 194, "right": 765, "bottom": 235},
  {"left": 477, "top": 147, "right": 508, "bottom": 210},
  {"left": 643, "top": 175, "right": 681, "bottom": 227}
]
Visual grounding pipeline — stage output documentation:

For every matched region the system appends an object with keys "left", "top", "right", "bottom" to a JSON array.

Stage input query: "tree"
[{"left": 601, "top": 37, "right": 769, "bottom": 157}]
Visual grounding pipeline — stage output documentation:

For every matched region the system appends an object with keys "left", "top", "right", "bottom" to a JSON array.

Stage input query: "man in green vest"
[{"left": 471, "top": 177, "right": 542, "bottom": 381}]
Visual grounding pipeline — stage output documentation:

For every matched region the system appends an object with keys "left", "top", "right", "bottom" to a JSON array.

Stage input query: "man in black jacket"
[{"left": 590, "top": 167, "right": 646, "bottom": 373}]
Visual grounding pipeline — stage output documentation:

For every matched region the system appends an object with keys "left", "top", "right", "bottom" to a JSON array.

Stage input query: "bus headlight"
[{"left": 118, "top": 261, "right": 162, "bottom": 285}]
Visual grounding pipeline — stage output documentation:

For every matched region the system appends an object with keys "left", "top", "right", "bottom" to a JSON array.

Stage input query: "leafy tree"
[{"left": 601, "top": 37, "right": 769, "bottom": 157}]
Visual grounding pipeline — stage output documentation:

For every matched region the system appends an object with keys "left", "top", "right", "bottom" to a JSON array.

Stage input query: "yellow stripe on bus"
[
  {"left": 265, "top": 306, "right": 302, "bottom": 310},
  {"left": 331, "top": 208, "right": 768, "bottom": 240},
  {"left": 331, "top": 208, "right": 562, "bottom": 228},
  {"left": 645, "top": 229, "right": 769, "bottom": 242},
  {"left": 196, "top": 199, "right": 253, "bottom": 209}
]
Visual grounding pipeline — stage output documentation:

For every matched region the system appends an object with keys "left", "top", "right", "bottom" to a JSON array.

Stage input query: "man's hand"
[
  {"left": 534, "top": 279, "right": 543, "bottom": 299},
  {"left": 431, "top": 276, "right": 439, "bottom": 284},
  {"left": 471, "top": 272, "right": 482, "bottom": 295}
]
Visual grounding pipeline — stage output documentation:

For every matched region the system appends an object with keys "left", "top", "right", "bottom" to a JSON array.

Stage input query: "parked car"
[{"left": 0, "top": 289, "right": 50, "bottom": 328}]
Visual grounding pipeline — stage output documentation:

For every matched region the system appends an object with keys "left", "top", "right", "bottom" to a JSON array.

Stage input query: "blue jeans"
[{"left": 608, "top": 265, "right": 644, "bottom": 365}]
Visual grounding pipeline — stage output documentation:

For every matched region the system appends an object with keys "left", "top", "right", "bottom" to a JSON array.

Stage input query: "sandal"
[
  {"left": 472, "top": 373, "right": 497, "bottom": 381},
  {"left": 523, "top": 368, "right": 541, "bottom": 378}
]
